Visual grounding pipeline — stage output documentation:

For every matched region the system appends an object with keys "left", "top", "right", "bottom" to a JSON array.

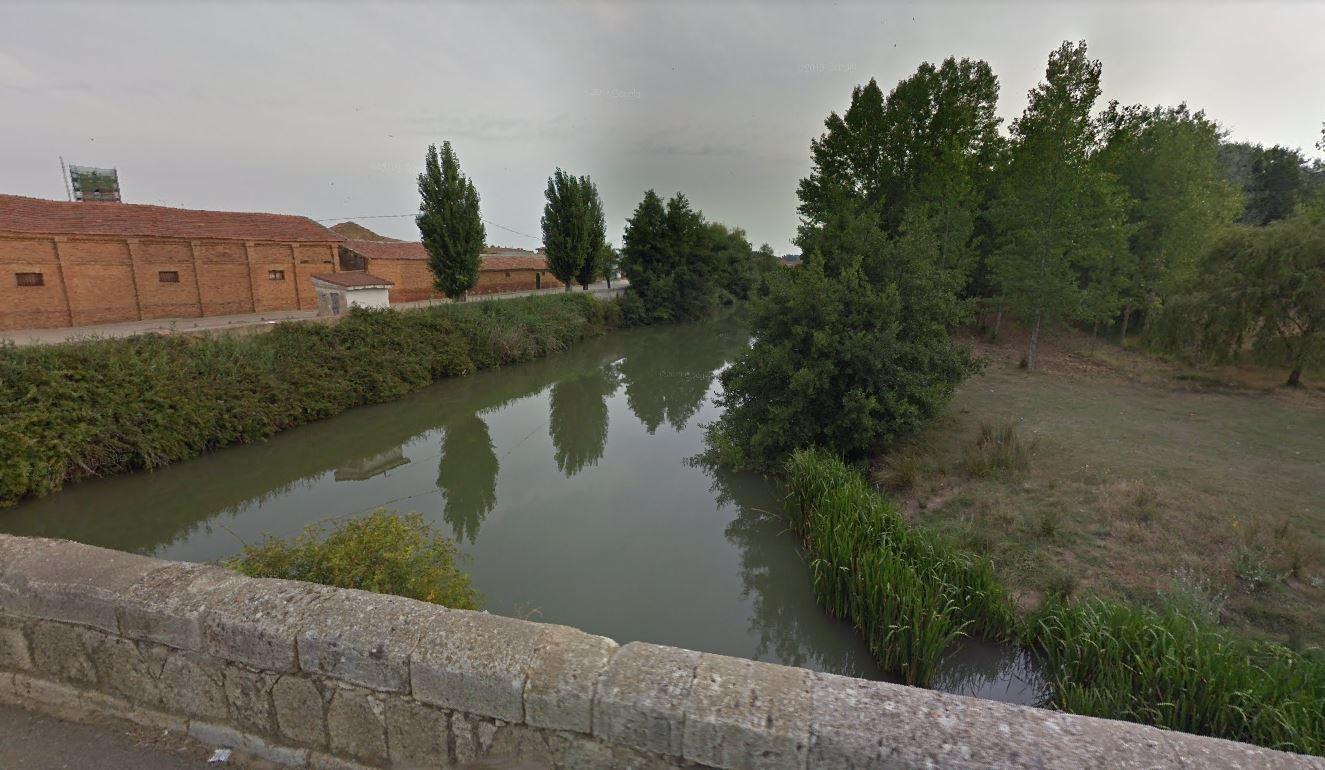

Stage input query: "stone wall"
[{"left": 0, "top": 535, "right": 1317, "bottom": 770}]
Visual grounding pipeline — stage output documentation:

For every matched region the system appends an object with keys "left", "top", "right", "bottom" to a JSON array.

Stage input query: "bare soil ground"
[{"left": 877, "top": 327, "right": 1325, "bottom": 647}]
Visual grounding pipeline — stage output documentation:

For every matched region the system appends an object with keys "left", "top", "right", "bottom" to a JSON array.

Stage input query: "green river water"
[{"left": 1, "top": 315, "right": 1043, "bottom": 704}]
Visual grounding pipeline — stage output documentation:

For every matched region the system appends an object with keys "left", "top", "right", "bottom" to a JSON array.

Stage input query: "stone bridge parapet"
[{"left": 0, "top": 534, "right": 1318, "bottom": 769}]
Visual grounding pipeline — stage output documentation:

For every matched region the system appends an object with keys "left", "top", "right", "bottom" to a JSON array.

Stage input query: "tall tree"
[
  {"left": 416, "top": 142, "right": 485, "bottom": 300},
  {"left": 541, "top": 169, "right": 606, "bottom": 291},
  {"left": 797, "top": 57, "right": 1003, "bottom": 282},
  {"left": 619, "top": 190, "right": 719, "bottom": 322},
  {"left": 1097, "top": 103, "right": 1241, "bottom": 340},
  {"left": 987, "top": 41, "right": 1127, "bottom": 369}
]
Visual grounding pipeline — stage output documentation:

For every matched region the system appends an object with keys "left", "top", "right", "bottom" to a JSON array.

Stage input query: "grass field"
[{"left": 878, "top": 329, "right": 1325, "bottom": 647}]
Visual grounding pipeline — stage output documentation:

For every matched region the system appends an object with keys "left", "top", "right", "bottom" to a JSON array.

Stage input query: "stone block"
[
  {"left": 201, "top": 577, "right": 338, "bottom": 671},
  {"left": 297, "top": 590, "right": 437, "bottom": 693},
  {"left": 325, "top": 684, "right": 388, "bottom": 764},
  {"left": 383, "top": 697, "right": 448, "bottom": 767},
  {"left": 0, "top": 613, "right": 32, "bottom": 671},
  {"left": 118, "top": 561, "right": 244, "bottom": 651},
  {"left": 592, "top": 641, "right": 700, "bottom": 757},
  {"left": 224, "top": 664, "right": 278, "bottom": 735},
  {"left": 273, "top": 674, "right": 327, "bottom": 747},
  {"left": 188, "top": 720, "right": 311, "bottom": 767},
  {"left": 0, "top": 538, "right": 162, "bottom": 633},
  {"left": 524, "top": 624, "right": 617, "bottom": 734},
  {"left": 682, "top": 653, "right": 811, "bottom": 770},
  {"left": 156, "top": 651, "right": 228, "bottom": 721},
  {"left": 90, "top": 635, "right": 164, "bottom": 706},
  {"left": 29, "top": 620, "right": 100, "bottom": 685},
  {"left": 411, "top": 610, "right": 546, "bottom": 722}
]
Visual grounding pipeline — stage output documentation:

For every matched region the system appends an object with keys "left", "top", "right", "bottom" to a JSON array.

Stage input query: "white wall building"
[{"left": 310, "top": 272, "right": 394, "bottom": 316}]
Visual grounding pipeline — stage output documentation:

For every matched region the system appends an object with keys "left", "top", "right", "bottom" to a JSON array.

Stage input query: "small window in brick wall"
[
  {"left": 158, "top": 271, "right": 180, "bottom": 283},
  {"left": 15, "top": 272, "right": 44, "bottom": 287},
  {"left": 268, "top": 269, "right": 286, "bottom": 280},
  {"left": 505, "top": 271, "right": 512, "bottom": 277}
]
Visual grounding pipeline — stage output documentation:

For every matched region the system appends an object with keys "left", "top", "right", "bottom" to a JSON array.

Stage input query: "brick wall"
[
  {"left": 366, "top": 258, "right": 566, "bottom": 303},
  {"left": 0, "top": 236, "right": 69, "bottom": 329},
  {"left": 0, "top": 235, "right": 340, "bottom": 330}
]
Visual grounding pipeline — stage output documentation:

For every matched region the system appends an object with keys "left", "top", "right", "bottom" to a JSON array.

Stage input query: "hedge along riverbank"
[
  {"left": 0, "top": 293, "right": 622, "bottom": 508},
  {"left": 786, "top": 448, "right": 1325, "bottom": 756}
]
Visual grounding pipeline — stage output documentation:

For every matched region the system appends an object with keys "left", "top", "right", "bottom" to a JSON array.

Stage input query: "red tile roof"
[
  {"left": 342, "top": 239, "right": 548, "bottom": 271},
  {"left": 310, "top": 271, "right": 394, "bottom": 288},
  {"left": 0, "top": 194, "right": 342, "bottom": 243}
]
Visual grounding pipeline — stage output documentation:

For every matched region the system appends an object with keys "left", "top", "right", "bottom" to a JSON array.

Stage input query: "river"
[{"left": 0, "top": 314, "right": 1043, "bottom": 703}]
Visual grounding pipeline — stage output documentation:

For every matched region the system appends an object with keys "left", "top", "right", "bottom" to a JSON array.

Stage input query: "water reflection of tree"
[
  {"left": 436, "top": 414, "right": 499, "bottom": 543},
  {"left": 620, "top": 317, "right": 749, "bottom": 433},
  {"left": 710, "top": 466, "right": 881, "bottom": 679},
  {"left": 548, "top": 364, "right": 619, "bottom": 477}
]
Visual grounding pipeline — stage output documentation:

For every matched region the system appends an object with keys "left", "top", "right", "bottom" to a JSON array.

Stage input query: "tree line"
[
  {"left": 415, "top": 142, "right": 777, "bottom": 310},
  {"left": 709, "top": 40, "right": 1325, "bottom": 470}
]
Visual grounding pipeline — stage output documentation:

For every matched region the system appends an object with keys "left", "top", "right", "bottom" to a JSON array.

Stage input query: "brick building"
[
  {"left": 338, "top": 239, "right": 563, "bottom": 302},
  {"left": 0, "top": 194, "right": 343, "bottom": 331}
]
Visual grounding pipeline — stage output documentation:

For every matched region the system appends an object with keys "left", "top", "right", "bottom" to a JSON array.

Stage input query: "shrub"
[
  {"left": 226, "top": 510, "right": 480, "bottom": 609},
  {"left": 0, "top": 294, "right": 618, "bottom": 507},
  {"left": 709, "top": 252, "right": 975, "bottom": 471}
]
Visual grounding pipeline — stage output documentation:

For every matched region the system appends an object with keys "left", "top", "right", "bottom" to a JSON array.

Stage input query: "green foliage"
[
  {"left": 226, "top": 510, "right": 480, "bottom": 609},
  {"left": 708, "top": 211, "right": 974, "bottom": 471},
  {"left": 987, "top": 41, "right": 1128, "bottom": 369},
  {"left": 1219, "top": 142, "right": 1320, "bottom": 226},
  {"left": 1034, "top": 597, "right": 1325, "bottom": 755},
  {"left": 786, "top": 449, "right": 1017, "bottom": 685},
  {"left": 1147, "top": 211, "right": 1325, "bottom": 385},
  {"left": 417, "top": 141, "right": 485, "bottom": 299},
  {"left": 619, "top": 190, "right": 725, "bottom": 323},
  {"left": 1097, "top": 103, "right": 1241, "bottom": 336},
  {"left": 541, "top": 169, "right": 607, "bottom": 291},
  {"left": 797, "top": 55, "right": 1003, "bottom": 283},
  {"left": 0, "top": 294, "right": 620, "bottom": 507}
]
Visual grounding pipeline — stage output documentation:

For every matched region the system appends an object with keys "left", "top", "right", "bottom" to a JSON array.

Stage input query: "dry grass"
[{"left": 879, "top": 326, "right": 1325, "bottom": 647}]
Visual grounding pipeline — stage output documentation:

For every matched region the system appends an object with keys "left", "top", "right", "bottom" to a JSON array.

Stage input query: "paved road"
[
  {"left": 0, "top": 703, "right": 205, "bottom": 769},
  {"left": 0, "top": 283, "right": 625, "bottom": 347}
]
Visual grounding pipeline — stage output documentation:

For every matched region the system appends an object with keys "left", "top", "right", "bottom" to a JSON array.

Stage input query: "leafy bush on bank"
[
  {"left": 788, "top": 447, "right": 1325, "bottom": 755},
  {"left": 0, "top": 293, "right": 621, "bottom": 507},
  {"left": 226, "top": 509, "right": 479, "bottom": 609}
]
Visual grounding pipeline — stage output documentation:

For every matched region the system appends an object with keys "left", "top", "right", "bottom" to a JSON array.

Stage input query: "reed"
[
  {"left": 1034, "top": 597, "right": 1325, "bottom": 755},
  {"left": 786, "top": 449, "right": 1018, "bottom": 685}
]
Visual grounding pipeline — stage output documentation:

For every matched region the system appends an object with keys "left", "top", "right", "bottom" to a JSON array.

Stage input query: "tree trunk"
[
  {"left": 606, "top": 273, "right": 612, "bottom": 289},
  {"left": 993, "top": 300, "right": 1004, "bottom": 340},
  {"left": 564, "top": 282, "right": 572, "bottom": 292},
  {"left": 1027, "top": 310, "right": 1042, "bottom": 371},
  {"left": 1119, "top": 306, "right": 1132, "bottom": 346},
  {"left": 1288, "top": 367, "right": 1303, "bottom": 388}
]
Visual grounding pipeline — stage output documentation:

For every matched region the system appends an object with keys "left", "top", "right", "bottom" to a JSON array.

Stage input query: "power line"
[{"left": 312, "top": 212, "right": 542, "bottom": 243}]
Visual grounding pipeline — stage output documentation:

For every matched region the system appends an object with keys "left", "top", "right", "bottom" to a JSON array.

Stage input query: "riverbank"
[
  {"left": 787, "top": 448, "right": 1325, "bottom": 756},
  {"left": 878, "top": 328, "right": 1325, "bottom": 646},
  {"left": 0, "top": 293, "right": 622, "bottom": 507}
]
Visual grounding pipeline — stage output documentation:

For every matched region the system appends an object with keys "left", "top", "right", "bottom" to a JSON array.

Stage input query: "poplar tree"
[
  {"left": 416, "top": 142, "right": 485, "bottom": 300},
  {"left": 988, "top": 41, "right": 1126, "bottom": 369},
  {"left": 541, "top": 169, "right": 606, "bottom": 291}
]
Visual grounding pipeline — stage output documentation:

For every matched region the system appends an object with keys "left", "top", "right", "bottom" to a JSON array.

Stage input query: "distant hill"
[{"left": 330, "top": 221, "right": 401, "bottom": 241}]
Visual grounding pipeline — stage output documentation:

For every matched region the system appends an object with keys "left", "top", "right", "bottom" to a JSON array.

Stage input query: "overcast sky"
[{"left": 3, "top": 2, "right": 1323, "bottom": 253}]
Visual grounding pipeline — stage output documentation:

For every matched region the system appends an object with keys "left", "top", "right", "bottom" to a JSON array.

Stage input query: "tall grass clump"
[
  {"left": 0, "top": 293, "right": 621, "bottom": 507},
  {"left": 786, "top": 448, "right": 1017, "bottom": 685},
  {"left": 961, "top": 420, "right": 1037, "bottom": 478},
  {"left": 226, "top": 509, "right": 479, "bottom": 609},
  {"left": 1035, "top": 597, "right": 1325, "bottom": 755}
]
